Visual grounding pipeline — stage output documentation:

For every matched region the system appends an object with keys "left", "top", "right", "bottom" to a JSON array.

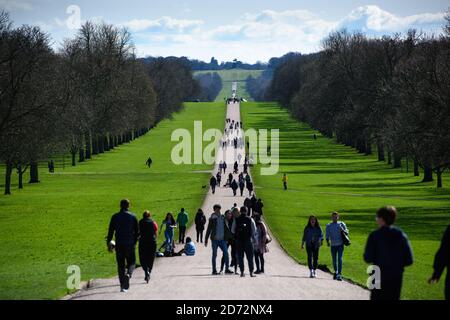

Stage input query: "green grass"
[
  {"left": 194, "top": 69, "right": 263, "bottom": 101},
  {"left": 0, "top": 102, "right": 225, "bottom": 299},
  {"left": 241, "top": 101, "right": 450, "bottom": 300}
]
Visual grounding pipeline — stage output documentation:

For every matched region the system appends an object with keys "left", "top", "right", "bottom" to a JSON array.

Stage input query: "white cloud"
[
  {"left": 121, "top": 16, "right": 203, "bottom": 33},
  {"left": 338, "top": 5, "right": 445, "bottom": 34}
]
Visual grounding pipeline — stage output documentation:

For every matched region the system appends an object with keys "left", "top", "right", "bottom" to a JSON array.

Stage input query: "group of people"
[
  {"left": 106, "top": 201, "right": 196, "bottom": 292},
  {"left": 204, "top": 204, "right": 270, "bottom": 277},
  {"left": 300, "top": 206, "right": 449, "bottom": 301}
]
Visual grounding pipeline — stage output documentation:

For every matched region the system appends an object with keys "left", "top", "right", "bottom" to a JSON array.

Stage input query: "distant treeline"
[
  {"left": 142, "top": 56, "right": 267, "bottom": 71},
  {"left": 0, "top": 11, "right": 200, "bottom": 195},
  {"left": 249, "top": 16, "right": 450, "bottom": 188},
  {"left": 194, "top": 73, "right": 223, "bottom": 102}
]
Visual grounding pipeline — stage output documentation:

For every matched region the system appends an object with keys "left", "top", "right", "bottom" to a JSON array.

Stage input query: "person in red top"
[{"left": 139, "top": 211, "right": 158, "bottom": 283}]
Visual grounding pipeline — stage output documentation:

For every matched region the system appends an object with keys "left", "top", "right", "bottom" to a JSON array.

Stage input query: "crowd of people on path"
[{"left": 104, "top": 102, "right": 449, "bottom": 300}]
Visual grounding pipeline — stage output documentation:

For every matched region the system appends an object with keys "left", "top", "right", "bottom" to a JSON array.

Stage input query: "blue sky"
[{"left": 2, "top": 0, "right": 448, "bottom": 63}]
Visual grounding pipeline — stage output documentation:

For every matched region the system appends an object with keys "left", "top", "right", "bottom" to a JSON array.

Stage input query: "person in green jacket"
[{"left": 177, "top": 208, "right": 189, "bottom": 244}]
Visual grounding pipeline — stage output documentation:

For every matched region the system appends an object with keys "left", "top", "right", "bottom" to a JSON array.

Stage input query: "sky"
[{"left": 2, "top": 0, "right": 448, "bottom": 63}]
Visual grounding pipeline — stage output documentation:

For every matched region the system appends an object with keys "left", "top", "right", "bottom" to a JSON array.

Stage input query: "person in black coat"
[
  {"left": 106, "top": 199, "right": 139, "bottom": 292},
  {"left": 231, "top": 179, "right": 239, "bottom": 196},
  {"left": 364, "top": 206, "right": 413, "bottom": 300},
  {"left": 194, "top": 209, "right": 207, "bottom": 243},
  {"left": 239, "top": 180, "right": 245, "bottom": 196},
  {"left": 254, "top": 199, "right": 264, "bottom": 216},
  {"left": 138, "top": 211, "right": 158, "bottom": 283},
  {"left": 216, "top": 171, "right": 221, "bottom": 186},
  {"left": 210, "top": 175, "right": 217, "bottom": 194},
  {"left": 429, "top": 225, "right": 450, "bottom": 300},
  {"left": 244, "top": 197, "right": 252, "bottom": 216},
  {"left": 247, "top": 181, "right": 254, "bottom": 197}
]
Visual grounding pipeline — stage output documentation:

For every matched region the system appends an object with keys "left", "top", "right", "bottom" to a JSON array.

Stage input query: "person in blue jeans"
[
  {"left": 205, "top": 204, "right": 234, "bottom": 275},
  {"left": 159, "top": 212, "right": 176, "bottom": 252},
  {"left": 326, "top": 211, "right": 348, "bottom": 281}
]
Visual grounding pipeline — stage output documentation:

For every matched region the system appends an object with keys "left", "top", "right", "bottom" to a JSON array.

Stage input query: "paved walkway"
[{"left": 68, "top": 102, "right": 369, "bottom": 300}]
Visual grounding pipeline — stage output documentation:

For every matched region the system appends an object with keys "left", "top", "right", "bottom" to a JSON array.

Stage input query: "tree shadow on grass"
[{"left": 338, "top": 206, "right": 450, "bottom": 241}]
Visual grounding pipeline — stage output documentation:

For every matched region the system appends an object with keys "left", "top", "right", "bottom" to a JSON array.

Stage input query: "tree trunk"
[
  {"left": 18, "top": 165, "right": 23, "bottom": 189},
  {"left": 79, "top": 148, "right": 85, "bottom": 162},
  {"left": 109, "top": 134, "right": 114, "bottom": 150},
  {"left": 97, "top": 135, "right": 104, "bottom": 154},
  {"left": 103, "top": 135, "right": 109, "bottom": 151},
  {"left": 29, "top": 161, "right": 39, "bottom": 184},
  {"left": 393, "top": 153, "right": 401, "bottom": 168},
  {"left": 422, "top": 166, "right": 433, "bottom": 182},
  {"left": 413, "top": 160, "right": 419, "bottom": 176},
  {"left": 365, "top": 142, "right": 372, "bottom": 155},
  {"left": 4, "top": 161, "right": 12, "bottom": 195},
  {"left": 387, "top": 150, "right": 392, "bottom": 165},
  {"left": 71, "top": 151, "right": 76, "bottom": 166},
  {"left": 377, "top": 139, "right": 385, "bottom": 161},
  {"left": 436, "top": 169, "right": 443, "bottom": 188},
  {"left": 92, "top": 135, "right": 99, "bottom": 155},
  {"left": 85, "top": 132, "right": 92, "bottom": 159}
]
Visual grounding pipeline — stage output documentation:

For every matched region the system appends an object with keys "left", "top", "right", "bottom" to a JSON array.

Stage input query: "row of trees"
[
  {"left": 194, "top": 72, "right": 222, "bottom": 101},
  {"left": 258, "top": 17, "right": 450, "bottom": 188},
  {"left": 0, "top": 12, "right": 199, "bottom": 195}
]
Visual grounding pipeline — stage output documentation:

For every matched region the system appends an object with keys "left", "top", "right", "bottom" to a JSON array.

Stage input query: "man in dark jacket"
[
  {"left": 210, "top": 175, "right": 217, "bottom": 194},
  {"left": 239, "top": 180, "right": 245, "bottom": 196},
  {"left": 138, "top": 211, "right": 158, "bottom": 283},
  {"left": 232, "top": 207, "right": 257, "bottom": 277},
  {"left": 230, "top": 179, "right": 238, "bottom": 196},
  {"left": 364, "top": 206, "right": 413, "bottom": 300},
  {"left": 429, "top": 225, "right": 450, "bottom": 300},
  {"left": 244, "top": 197, "right": 252, "bottom": 216},
  {"left": 106, "top": 199, "right": 139, "bottom": 292}
]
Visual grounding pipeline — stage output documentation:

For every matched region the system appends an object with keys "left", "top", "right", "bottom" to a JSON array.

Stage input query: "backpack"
[{"left": 236, "top": 216, "right": 252, "bottom": 241}]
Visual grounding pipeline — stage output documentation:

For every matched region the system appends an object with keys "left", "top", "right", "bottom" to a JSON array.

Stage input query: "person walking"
[
  {"left": 254, "top": 215, "right": 270, "bottom": 274},
  {"left": 239, "top": 179, "right": 245, "bottom": 196},
  {"left": 301, "top": 215, "right": 323, "bottom": 278},
  {"left": 138, "top": 211, "right": 158, "bottom": 283},
  {"left": 247, "top": 180, "right": 254, "bottom": 197},
  {"left": 364, "top": 206, "right": 413, "bottom": 300},
  {"left": 429, "top": 225, "right": 450, "bottom": 300},
  {"left": 230, "top": 179, "right": 238, "bottom": 196},
  {"left": 222, "top": 162, "right": 227, "bottom": 174},
  {"left": 282, "top": 173, "right": 288, "bottom": 190},
  {"left": 210, "top": 175, "right": 217, "bottom": 194},
  {"left": 233, "top": 161, "right": 239, "bottom": 174},
  {"left": 227, "top": 172, "right": 233, "bottom": 187},
  {"left": 254, "top": 198, "right": 264, "bottom": 216},
  {"left": 216, "top": 171, "right": 222, "bottom": 187},
  {"left": 106, "top": 199, "right": 139, "bottom": 292},
  {"left": 159, "top": 213, "right": 176, "bottom": 251},
  {"left": 325, "top": 211, "right": 349, "bottom": 281},
  {"left": 205, "top": 204, "right": 234, "bottom": 275},
  {"left": 194, "top": 209, "right": 207, "bottom": 243},
  {"left": 146, "top": 157, "right": 152, "bottom": 168},
  {"left": 176, "top": 208, "right": 189, "bottom": 244},
  {"left": 232, "top": 207, "right": 257, "bottom": 277},
  {"left": 244, "top": 197, "right": 252, "bottom": 217},
  {"left": 221, "top": 210, "right": 237, "bottom": 274},
  {"left": 250, "top": 194, "right": 257, "bottom": 216}
]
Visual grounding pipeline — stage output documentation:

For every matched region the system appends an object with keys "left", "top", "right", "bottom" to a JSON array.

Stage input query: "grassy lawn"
[
  {"left": 241, "top": 101, "right": 450, "bottom": 300},
  {"left": 0, "top": 102, "right": 225, "bottom": 299},
  {"left": 194, "top": 69, "right": 263, "bottom": 101}
]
